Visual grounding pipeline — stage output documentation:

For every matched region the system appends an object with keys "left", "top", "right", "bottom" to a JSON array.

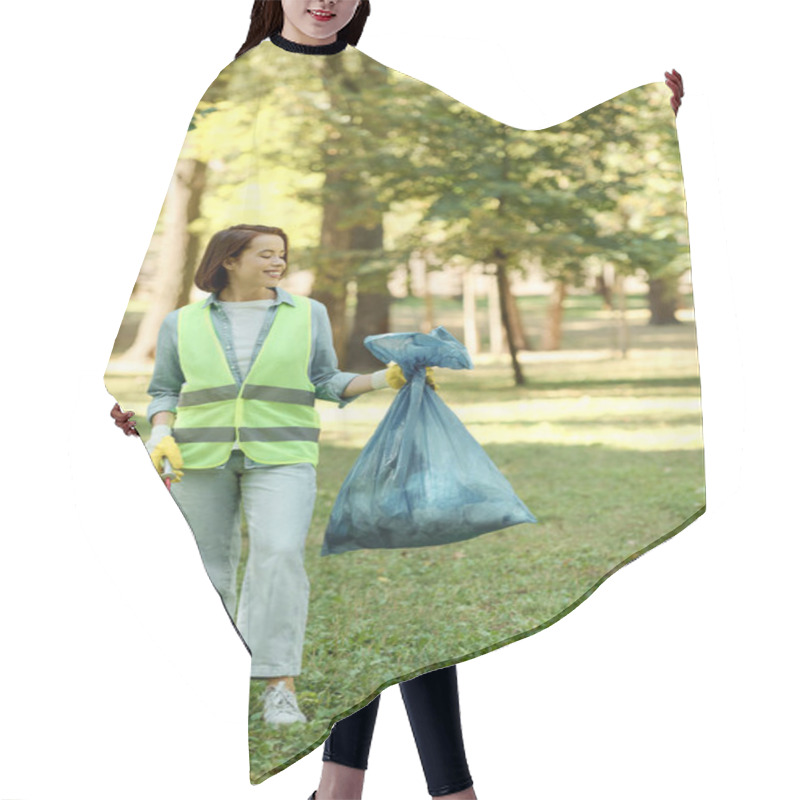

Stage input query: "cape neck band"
[{"left": 270, "top": 32, "right": 348, "bottom": 55}]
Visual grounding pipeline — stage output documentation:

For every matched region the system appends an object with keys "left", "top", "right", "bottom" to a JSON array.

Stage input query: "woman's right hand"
[
  {"left": 145, "top": 424, "right": 184, "bottom": 481},
  {"left": 385, "top": 363, "right": 436, "bottom": 391}
]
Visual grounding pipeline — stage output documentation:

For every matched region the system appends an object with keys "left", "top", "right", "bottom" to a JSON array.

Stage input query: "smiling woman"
[
  {"left": 192, "top": 225, "right": 291, "bottom": 300},
  {"left": 219, "top": 234, "right": 288, "bottom": 301},
  {"left": 143, "top": 221, "right": 391, "bottom": 726},
  {"left": 281, "top": 0, "right": 362, "bottom": 46}
]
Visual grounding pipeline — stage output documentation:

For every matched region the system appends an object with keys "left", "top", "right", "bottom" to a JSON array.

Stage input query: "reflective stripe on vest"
[{"left": 173, "top": 295, "right": 321, "bottom": 468}]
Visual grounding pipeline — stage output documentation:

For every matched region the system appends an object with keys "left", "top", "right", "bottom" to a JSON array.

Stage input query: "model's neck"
[
  {"left": 280, "top": 18, "right": 337, "bottom": 47},
  {"left": 271, "top": 31, "right": 348, "bottom": 55}
]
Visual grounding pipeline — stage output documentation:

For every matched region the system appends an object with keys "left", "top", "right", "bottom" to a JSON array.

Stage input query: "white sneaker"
[{"left": 262, "top": 681, "right": 307, "bottom": 725}]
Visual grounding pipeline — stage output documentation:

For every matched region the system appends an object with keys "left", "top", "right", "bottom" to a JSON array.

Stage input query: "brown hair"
[
  {"left": 194, "top": 224, "right": 290, "bottom": 293},
  {"left": 235, "top": 0, "right": 371, "bottom": 59}
]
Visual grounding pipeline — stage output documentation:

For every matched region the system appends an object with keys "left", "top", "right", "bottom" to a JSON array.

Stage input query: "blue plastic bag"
[{"left": 322, "top": 327, "right": 536, "bottom": 555}]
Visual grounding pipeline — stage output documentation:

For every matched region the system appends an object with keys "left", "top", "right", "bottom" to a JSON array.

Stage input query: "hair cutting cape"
[{"left": 105, "top": 37, "right": 703, "bottom": 783}]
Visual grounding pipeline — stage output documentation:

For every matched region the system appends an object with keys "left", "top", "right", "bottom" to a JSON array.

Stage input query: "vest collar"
[{"left": 205, "top": 287, "right": 296, "bottom": 308}]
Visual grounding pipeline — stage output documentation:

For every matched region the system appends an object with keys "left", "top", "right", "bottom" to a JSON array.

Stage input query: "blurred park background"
[{"left": 104, "top": 47, "right": 703, "bottom": 780}]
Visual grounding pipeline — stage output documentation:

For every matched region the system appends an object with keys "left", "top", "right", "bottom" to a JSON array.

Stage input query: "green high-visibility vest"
[{"left": 173, "top": 295, "right": 321, "bottom": 468}]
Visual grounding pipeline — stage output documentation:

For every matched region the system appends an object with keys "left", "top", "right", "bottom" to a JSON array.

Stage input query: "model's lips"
[{"left": 308, "top": 9, "right": 335, "bottom": 21}]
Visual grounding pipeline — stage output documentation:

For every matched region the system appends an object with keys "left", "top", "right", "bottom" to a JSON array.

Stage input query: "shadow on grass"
[
  {"left": 446, "top": 375, "right": 701, "bottom": 397},
  {"left": 462, "top": 413, "right": 703, "bottom": 429}
]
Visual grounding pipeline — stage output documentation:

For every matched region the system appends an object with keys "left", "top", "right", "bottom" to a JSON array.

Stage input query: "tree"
[
  {"left": 122, "top": 158, "right": 207, "bottom": 362},
  {"left": 121, "top": 65, "right": 264, "bottom": 360},
  {"left": 590, "top": 84, "right": 690, "bottom": 325},
  {"left": 249, "top": 49, "right": 398, "bottom": 367},
  {"left": 389, "top": 89, "right": 618, "bottom": 378}
]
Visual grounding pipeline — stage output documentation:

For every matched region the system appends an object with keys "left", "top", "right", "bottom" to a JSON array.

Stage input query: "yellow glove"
[
  {"left": 149, "top": 435, "right": 185, "bottom": 482},
  {"left": 385, "top": 363, "right": 437, "bottom": 391},
  {"left": 385, "top": 362, "right": 406, "bottom": 389}
]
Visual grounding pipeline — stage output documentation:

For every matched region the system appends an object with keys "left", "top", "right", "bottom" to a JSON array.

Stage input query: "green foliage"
[{"left": 173, "top": 51, "right": 688, "bottom": 303}]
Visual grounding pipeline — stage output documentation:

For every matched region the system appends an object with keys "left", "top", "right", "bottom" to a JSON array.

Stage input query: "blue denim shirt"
[{"left": 147, "top": 288, "right": 360, "bottom": 466}]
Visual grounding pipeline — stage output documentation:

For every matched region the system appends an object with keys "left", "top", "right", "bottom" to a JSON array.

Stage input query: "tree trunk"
[
  {"left": 493, "top": 251, "right": 525, "bottom": 386},
  {"left": 313, "top": 56, "right": 391, "bottom": 365},
  {"left": 311, "top": 171, "right": 351, "bottom": 364},
  {"left": 177, "top": 168, "right": 206, "bottom": 309},
  {"left": 346, "top": 282, "right": 390, "bottom": 371},
  {"left": 648, "top": 275, "right": 681, "bottom": 324},
  {"left": 541, "top": 279, "right": 567, "bottom": 351},
  {"left": 462, "top": 266, "right": 479, "bottom": 356},
  {"left": 595, "top": 266, "right": 614, "bottom": 310},
  {"left": 122, "top": 158, "right": 207, "bottom": 362},
  {"left": 487, "top": 272, "right": 503, "bottom": 354},
  {"left": 505, "top": 278, "right": 531, "bottom": 351},
  {"left": 615, "top": 272, "right": 629, "bottom": 358},
  {"left": 420, "top": 260, "right": 435, "bottom": 333},
  {"left": 345, "top": 223, "right": 390, "bottom": 372}
]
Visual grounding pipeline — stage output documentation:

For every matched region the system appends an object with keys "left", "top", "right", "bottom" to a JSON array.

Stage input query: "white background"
[{"left": 1, "top": 1, "right": 797, "bottom": 798}]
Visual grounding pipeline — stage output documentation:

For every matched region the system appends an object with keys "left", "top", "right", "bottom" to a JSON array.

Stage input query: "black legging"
[{"left": 323, "top": 665, "right": 473, "bottom": 797}]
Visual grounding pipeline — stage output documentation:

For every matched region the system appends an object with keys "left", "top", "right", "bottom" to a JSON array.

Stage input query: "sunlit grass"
[{"left": 104, "top": 294, "right": 704, "bottom": 781}]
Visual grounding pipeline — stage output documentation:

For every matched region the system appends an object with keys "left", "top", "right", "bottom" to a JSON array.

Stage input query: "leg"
[
  {"left": 237, "top": 462, "right": 316, "bottom": 678},
  {"left": 400, "top": 666, "right": 475, "bottom": 798},
  {"left": 316, "top": 695, "right": 381, "bottom": 800},
  {"left": 170, "top": 454, "right": 242, "bottom": 620}
]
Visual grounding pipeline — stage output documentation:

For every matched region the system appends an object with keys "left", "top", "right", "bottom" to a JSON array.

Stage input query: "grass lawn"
[{"left": 105, "top": 291, "right": 704, "bottom": 781}]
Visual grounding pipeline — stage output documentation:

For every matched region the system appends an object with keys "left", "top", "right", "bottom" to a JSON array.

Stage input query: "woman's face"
[
  {"left": 280, "top": 0, "right": 361, "bottom": 46},
  {"left": 223, "top": 233, "right": 287, "bottom": 299}
]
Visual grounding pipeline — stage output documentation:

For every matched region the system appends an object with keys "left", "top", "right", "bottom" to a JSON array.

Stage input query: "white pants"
[{"left": 171, "top": 451, "right": 317, "bottom": 677}]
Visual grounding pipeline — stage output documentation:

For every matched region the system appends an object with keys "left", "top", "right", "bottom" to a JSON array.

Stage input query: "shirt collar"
[
  {"left": 274, "top": 287, "right": 296, "bottom": 307},
  {"left": 204, "top": 288, "right": 296, "bottom": 308}
]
